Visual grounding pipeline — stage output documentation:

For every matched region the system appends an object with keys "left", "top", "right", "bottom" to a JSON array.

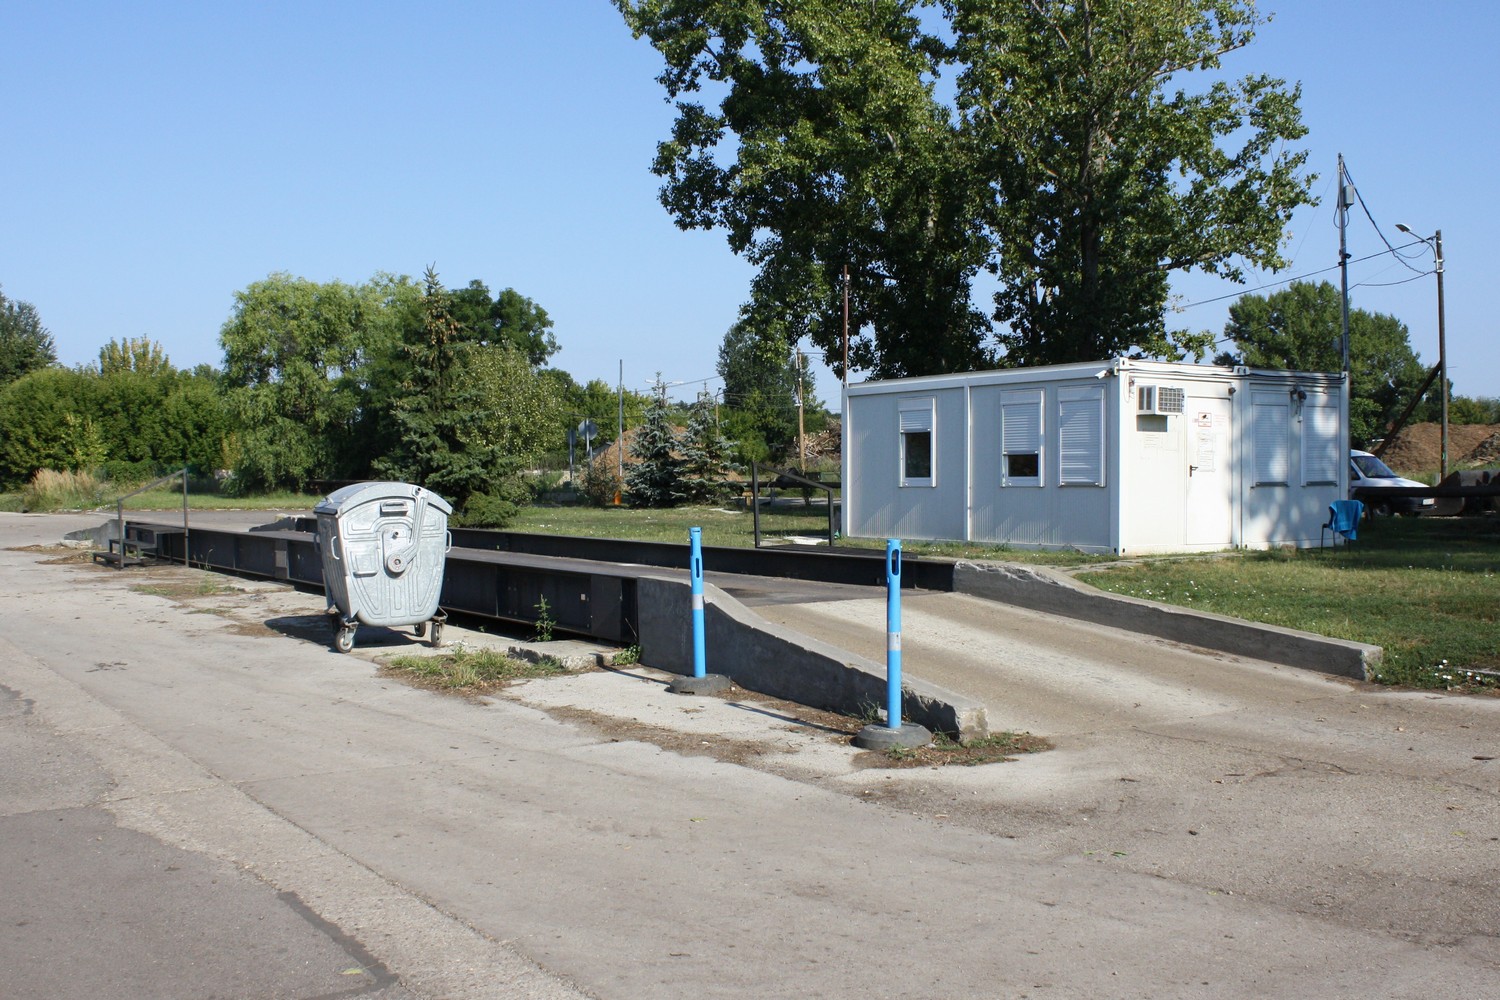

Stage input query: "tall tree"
[
  {"left": 955, "top": 0, "right": 1311, "bottom": 365},
  {"left": 717, "top": 317, "right": 797, "bottom": 459},
  {"left": 450, "top": 280, "right": 560, "bottom": 367},
  {"left": 1216, "top": 281, "right": 1430, "bottom": 447},
  {"left": 0, "top": 285, "right": 57, "bottom": 386},
  {"left": 219, "top": 274, "right": 386, "bottom": 491},
  {"left": 625, "top": 378, "right": 684, "bottom": 507},
  {"left": 377, "top": 269, "right": 562, "bottom": 512},
  {"left": 678, "top": 390, "right": 738, "bottom": 503},
  {"left": 98, "top": 336, "right": 173, "bottom": 376},
  {"left": 616, "top": 0, "right": 1312, "bottom": 376}
]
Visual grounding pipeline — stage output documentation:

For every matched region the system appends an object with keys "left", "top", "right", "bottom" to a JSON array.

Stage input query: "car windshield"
[{"left": 1352, "top": 454, "right": 1398, "bottom": 479}]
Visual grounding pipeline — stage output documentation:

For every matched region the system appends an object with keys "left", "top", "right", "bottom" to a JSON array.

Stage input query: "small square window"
[{"left": 1005, "top": 453, "right": 1038, "bottom": 478}]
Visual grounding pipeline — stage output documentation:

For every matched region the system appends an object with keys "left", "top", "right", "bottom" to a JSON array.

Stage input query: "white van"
[{"left": 1349, "top": 450, "right": 1436, "bottom": 517}]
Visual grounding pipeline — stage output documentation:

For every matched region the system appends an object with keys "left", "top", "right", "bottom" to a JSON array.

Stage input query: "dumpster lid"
[{"left": 313, "top": 481, "right": 454, "bottom": 516}]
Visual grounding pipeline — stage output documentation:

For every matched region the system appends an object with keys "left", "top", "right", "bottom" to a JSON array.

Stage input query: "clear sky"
[{"left": 3, "top": 2, "right": 1495, "bottom": 408}]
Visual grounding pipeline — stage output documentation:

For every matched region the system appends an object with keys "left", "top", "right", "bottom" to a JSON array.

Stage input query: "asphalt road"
[{"left": 2, "top": 511, "right": 1497, "bottom": 999}]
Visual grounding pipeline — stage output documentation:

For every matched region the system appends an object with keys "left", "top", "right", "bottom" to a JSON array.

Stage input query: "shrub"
[
  {"left": 579, "top": 454, "right": 623, "bottom": 508},
  {"left": 21, "top": 469, "right": 105, "bottom": 511}
]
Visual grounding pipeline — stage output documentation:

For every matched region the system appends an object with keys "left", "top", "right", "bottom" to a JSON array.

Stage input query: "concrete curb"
[
  {"left": 953, "top": 561, "right": 1380, "bottom": 680},
  {"left": 635, "top": 575, "right": 989, "bottom": 740}
]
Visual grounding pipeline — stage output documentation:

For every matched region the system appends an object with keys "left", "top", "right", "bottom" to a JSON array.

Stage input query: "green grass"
[
  {"left": 384, "top": 647, "right": 567, "bottom": 690},
  {"left": 507, "top": 502, "right": 1112, "bottom": 566},
  {"left": 115, "top": 489, "right": 323, "bottom": 511},
  {"left": 1077, "top": 517, "right": 1500, "bottom": 690}
]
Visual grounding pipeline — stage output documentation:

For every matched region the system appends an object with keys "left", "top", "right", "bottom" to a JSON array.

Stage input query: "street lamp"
[{"left": 1395, "top": 223, "right": 1447, "bottom": 480}]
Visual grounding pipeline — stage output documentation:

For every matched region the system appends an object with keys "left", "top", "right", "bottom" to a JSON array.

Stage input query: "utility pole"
[
  {"left": 1337, "top": 154, "right": 1352, "bottom": 374},
  {"left": 1435, "top": 229, "right": 1448, "bottom": 480},
  {"left": 616, "top": 360, "right": 624, "bottom": 499},
  {"left": 841, "top": 264, "right": 850, "bottom": 384},
  {"left": 1395, "top": 223, "right": 1449, "bottom": 480},
  {"left": 796, "top": 348, "right": 807, "bottom": 472}
]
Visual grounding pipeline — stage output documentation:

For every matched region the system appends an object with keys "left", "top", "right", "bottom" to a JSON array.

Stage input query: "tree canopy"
[
  {"left": 450, "top": 280, "right": 560, "bottom": 367},
  {"left": 1216, "top": 280, "right": 1431, "bottom": 447},
  {"left": 616, "top": 0, "right": 1313, "bottom": 377},
  {"left": 0, "top": 285, "right": 57, "bottom": 386}
]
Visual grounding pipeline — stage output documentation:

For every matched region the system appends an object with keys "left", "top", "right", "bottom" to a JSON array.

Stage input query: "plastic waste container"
[{"left": 314, "top": 482, "right": 452, "bottom": 653}]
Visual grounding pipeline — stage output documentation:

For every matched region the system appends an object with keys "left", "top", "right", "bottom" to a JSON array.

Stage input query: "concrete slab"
[{"left": 3, "top": 512, "right": 1498, "bottom": 999}]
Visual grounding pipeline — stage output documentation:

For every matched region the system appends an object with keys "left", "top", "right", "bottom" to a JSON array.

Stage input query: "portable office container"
[
  {"left": 314, "top": 482, "right": 452, "bottom": 652},
  {"left": 841, "top": 359, "right": 1348, "bottom": 554}
]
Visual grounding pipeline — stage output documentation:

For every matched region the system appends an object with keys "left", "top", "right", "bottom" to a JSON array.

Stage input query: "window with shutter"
[
  {"left": 1252, "top": 392, "right": 1290, "bottom": 485},
  {"left": 1058, "top": 385, "right": 1105, "bottom": 486},
  {"left": 899, "top": 399, "right": 934, "bottom": 487},
  {"left": 1303, "top": 400, "right": 1339, "bottom": 484},
  {"left": 1001, "top": 388, "right": 1043, "bottom": 486}
]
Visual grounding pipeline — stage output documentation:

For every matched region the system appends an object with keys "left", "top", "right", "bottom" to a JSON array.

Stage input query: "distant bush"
[
  {"left": 21, "top": 469, "right": 105, "bottom": 511},
  {"left": 579, "top": 454, "right": 623, "bottom": 508},
  {"left": 99, "top": 459, "right": 157, "bottom": 489}
]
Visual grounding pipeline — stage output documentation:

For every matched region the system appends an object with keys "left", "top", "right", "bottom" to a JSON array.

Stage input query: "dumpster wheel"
[
  {"left": 334, "top": 626, "right": 356, "bottom": 654},
  {"left": 429, "top": 620, "right": 445, "bottom": 648}
]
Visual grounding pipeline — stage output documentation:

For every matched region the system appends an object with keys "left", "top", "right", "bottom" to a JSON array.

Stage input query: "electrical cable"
[{"left": 1342, "top": 161, "right": 1428, "bottom": 273}]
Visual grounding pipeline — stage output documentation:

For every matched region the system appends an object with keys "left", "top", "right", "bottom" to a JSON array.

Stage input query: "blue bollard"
[
  {"left": 886, "top": 537, "right": 902, "bottom": 729},
  {"left": 851, "top": 537, "right": 929, "bottom": 749},
  {"left": 690, "top": 526, "right": 706, "bottom": 679}
]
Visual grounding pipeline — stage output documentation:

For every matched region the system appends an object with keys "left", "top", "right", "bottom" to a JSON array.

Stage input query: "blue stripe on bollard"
[
  {"left": 886, "top": 538, "right": 902, "bottom": 729},
  {"left": 690, "top": 526, "right": 706, "bottom": 679}
]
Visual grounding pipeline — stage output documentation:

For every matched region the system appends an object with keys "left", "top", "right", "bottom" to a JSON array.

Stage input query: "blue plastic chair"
[{"left": 1321, "top": 499, "right": 1364, "bottom": 548}]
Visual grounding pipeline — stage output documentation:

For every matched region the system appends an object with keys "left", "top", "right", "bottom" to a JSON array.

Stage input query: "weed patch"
[
  {"left": 382, "top": 647, "right": 572, "bottom": 693},
  {"left": 862, "top": 730, "right": 1051, "bottom": 769}
]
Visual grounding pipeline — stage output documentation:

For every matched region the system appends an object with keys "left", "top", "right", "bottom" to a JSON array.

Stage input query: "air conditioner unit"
[{"left": 1136, "top": 384, "right": 1185, "bottom": 415}]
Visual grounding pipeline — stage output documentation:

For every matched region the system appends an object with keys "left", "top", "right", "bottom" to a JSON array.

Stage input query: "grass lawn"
[
  {"left": 508, "top": 502, "right": 1112, "bottom": 566},
  {"left": 0, "top": 486, "right": 323, "bottom": 513},
  {"left": 1076, "top": 517, "right": 1500, "bottom": 690}
]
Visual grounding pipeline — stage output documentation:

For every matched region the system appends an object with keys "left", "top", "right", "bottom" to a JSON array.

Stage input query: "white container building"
[{"left": 840, "top": 359, "right": 1347, "bottom": 554}]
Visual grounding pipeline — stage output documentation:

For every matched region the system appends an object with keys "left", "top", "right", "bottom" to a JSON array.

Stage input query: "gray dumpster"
[{"left": 314, "top": 482, "right": 453, "bottom": 653}]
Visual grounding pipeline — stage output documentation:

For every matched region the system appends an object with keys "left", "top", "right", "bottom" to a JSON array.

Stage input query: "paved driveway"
[{"left": 2, "top": 512, "right": 1496, "bottom": 999}]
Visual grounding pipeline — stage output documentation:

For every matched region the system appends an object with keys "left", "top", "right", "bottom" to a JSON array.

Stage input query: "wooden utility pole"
[{"left": 796, "top": 348, "right": 807, "bottom": 472}]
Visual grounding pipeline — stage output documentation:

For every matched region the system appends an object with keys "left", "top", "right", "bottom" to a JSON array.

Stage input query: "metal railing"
[
  {"left": 749, "top": 464, "right": 840, "bottom": 548},
  {"left": 110, "top": 468, "right": 189, "bottom": 569}
]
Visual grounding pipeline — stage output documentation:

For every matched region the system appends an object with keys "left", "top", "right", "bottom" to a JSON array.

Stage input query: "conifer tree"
[
  {"left": 624, "top": 377, "right": 683, "bottom": 508},
  {"left": 678, "top": 390, "right": 738, "bottom": 504}
]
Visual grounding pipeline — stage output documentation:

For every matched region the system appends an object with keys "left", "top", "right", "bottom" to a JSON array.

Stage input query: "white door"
[{"left": 1184, "top": 397, "right": 1233, "bottom": 547}]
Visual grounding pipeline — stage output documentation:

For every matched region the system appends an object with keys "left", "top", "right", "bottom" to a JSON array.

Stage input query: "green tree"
[
  {"left": 219, "top": 274, "right": 391, "bottom": 490},
  {"left": 678, "top": 390, "right": 738, "bottom": 503},
  {"left": 98, "top": 336, "right": 173, "bottom": 376},
  {"left": 450, "top": 280, "right": 560, "bottom": 367},
  {"left": 0, "top": 367, "right": 98, "bottom": 486},
  {"left": 624, "top": 378, "right": 683, "bottom": 507},
  {"left": 956, "top": 0, "right": 1311, "bottom": 365},
  {"left": 616, "top": 0, "right": 1312, "bottom": 376},
  {"left": 0, "top": 286, "right": 57, "bottom": 386},
  {"left": 1449, "top": 396, "right": 1500, "bottom": 425},
  {"left": 716, "top": 317, "right": 802, "bottom": 462},
  {"left": 158, "top": 369, "right": 233, "bottom": 473},
  {"left": 1216, "top": 281, "right": 1430, "bottom": 447},
  {"left": 377, "top": 269, "right": 562, "bottom": 515}
]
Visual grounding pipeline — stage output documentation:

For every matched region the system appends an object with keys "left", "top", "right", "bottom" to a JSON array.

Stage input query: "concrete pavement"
[{"left": 2, "top": 511, "right": 1497, "bottom": 998}]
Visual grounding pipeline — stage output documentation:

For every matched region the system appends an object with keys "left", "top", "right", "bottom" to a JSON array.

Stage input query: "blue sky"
[{"left": 4, "top": 2, "right": 1495, "bottom": 408}]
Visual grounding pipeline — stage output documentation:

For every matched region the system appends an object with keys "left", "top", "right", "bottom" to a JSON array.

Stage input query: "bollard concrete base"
[
  {"left": 852, "top": 722, "right": 932, "bottom": 751},
  {"left": 666, "top": 673, "right": 732, "bottom": 696}
]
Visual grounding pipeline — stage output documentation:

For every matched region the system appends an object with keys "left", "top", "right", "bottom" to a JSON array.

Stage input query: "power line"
[
  {"left": 1342, "top": 161, "right": 1428, "bottom": 274},
  {"left": 1177, "top": 242, "right": 1433, "bottom": 311}
]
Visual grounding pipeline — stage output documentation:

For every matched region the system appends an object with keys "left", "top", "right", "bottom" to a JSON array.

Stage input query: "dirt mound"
[{"left": 1379, "top": 422, "right": 1500, "bottom": 476}]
